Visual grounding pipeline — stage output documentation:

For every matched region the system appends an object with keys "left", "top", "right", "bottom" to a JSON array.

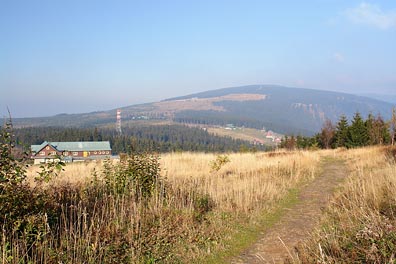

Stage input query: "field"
[
  {"left": 3, "top": 147, "right": 396, "bottom": 263},
  {"left": 206, "top": 126, "right": 279, "bottom": 146},
  {"left": 10, "top": 150, "right": 318, "bottom": 263},
  {"left": 26, "top": 151, "right": 319, "bottom": 214}
]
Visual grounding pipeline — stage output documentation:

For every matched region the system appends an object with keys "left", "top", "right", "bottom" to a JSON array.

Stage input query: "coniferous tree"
[
  {"left": 347, "top": 112, "right": 369, "bottom": 148},
  {"left": 334, "top": 115, "right": 349, "bottom": 148}
]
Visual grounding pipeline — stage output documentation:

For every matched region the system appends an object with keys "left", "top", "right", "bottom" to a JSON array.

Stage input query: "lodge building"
[{"left": 31, "top": 141, "right": 112, "bottom": 164}]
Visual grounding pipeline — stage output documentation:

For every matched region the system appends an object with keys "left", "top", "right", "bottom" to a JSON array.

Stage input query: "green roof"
[{"left": 31, "top": 141, "right": 111, "bottom": 152}]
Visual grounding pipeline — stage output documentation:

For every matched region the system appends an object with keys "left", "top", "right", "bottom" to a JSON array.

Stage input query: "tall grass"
[
  {"left": 294, "top": 146, "right": 396, "bottom": 263},
  {"left": 161, "top": 151, "right": 319, "bottom": 213},
  {"left": 4, "top": 150, "right": 320, "bottom": 263}
]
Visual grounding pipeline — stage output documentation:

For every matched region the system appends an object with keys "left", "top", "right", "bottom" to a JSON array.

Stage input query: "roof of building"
[{"left": 31, "top": 141, "right": 111, "bottom": 153}]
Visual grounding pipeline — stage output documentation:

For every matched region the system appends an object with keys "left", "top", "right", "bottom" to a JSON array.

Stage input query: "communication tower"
[{"left": 116, "top": 109, "right": 122, "bottom": 135}]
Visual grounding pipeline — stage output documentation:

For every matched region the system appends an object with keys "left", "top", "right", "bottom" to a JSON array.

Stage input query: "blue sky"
[{"left": 1, "top": 0, "right": 395, "bottom": 117}]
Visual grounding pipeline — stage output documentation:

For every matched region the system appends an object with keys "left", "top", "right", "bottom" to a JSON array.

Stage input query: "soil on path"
[{"left": 231, "top": 158, "right": 348, "bottom": 264}]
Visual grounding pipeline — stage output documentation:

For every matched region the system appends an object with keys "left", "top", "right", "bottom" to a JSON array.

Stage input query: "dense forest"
[
  {"left": 281, "top": 110, "right": 396, "bottom": 150},
  {"left": 13, "top": 124, "right": 265, "bottom": 153}
]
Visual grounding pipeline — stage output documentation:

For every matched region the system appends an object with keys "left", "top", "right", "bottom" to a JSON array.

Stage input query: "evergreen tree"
[
  {"left": 347, "top": 112, "right": 369, "bottom": 148},
  {"left": 334, "top": 115, "right": 349, "bottom": 148}
]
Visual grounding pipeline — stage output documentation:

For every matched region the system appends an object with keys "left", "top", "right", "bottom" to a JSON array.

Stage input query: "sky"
[{"left": 1, "top": 0, "right": 395, "bottom": 117}]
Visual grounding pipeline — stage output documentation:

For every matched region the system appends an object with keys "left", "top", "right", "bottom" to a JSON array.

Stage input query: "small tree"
[
  {"left": 210, "top": 154, "right": 230, "bottom": 173},
  {"left": 102, "top": 153, "right": 162, "bottom": 198},
  {"left": 334, "top": 115, "right": 349, "bottom": 148},
  {"left": 367, "top": 114, "right": 390, "bottom": 145},
  {"left": 0, "top": 119, "right": 27, "bottom": 187},
  {"left": 320, "top": 119, "right": 335, "bottom": 149},
  {"left": 281, "top": 135, "right": 297, "bottom": 150},
  {"left": 347, "top": 112, "right": 369, "bottom": 148}
]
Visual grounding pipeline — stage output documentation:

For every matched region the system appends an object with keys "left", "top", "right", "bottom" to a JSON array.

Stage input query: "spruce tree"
[
  {"left": 334, "top": 115, "right": 349, "bottom": 148},
  {"left": 347, "top": 112, "right": 369, "bottom": 148}
]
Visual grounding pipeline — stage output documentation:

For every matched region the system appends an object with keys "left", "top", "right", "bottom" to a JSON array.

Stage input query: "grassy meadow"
[
  {"left": 3, "top": 147, "right": 396, "bottom": 263},
  {"left": 4, "top": 150, "right": 319, "bottom": 263}
]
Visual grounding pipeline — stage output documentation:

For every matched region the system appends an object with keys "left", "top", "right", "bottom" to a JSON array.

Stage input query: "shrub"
[
  {"left": 193, "top": 193, "right": 215, "bottom": 222},
  {"left": 210, "top": 154, "right": 230, "bottom": 173},
  {"left": 102, "top": 153, "right": 162, "bottom": 199}
]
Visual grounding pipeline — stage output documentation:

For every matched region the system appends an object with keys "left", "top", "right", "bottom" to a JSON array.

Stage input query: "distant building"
[
  {"left": 31, "top": 141, "right": 112, "bottom": 164},
  {"left": 225, "top": 124, "right": 237, "bottom": 130},
  {"left": 253, "top": 138, "right": 265, "bottom": 145}
]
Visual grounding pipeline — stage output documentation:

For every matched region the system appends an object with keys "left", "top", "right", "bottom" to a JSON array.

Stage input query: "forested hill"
[
  {"left": 14, "top": 124, "right": 264, "bottom": 153},
  {"left": 7, "top": 85, "right": 395, "bottom": 136},
  {"left": 165, "top": 85, "right": 395, "bottom": 135}
]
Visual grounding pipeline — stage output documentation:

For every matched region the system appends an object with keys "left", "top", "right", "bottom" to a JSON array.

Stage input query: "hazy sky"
[{"left": 1, "top": 0, "right": 395, "bottom": 117}]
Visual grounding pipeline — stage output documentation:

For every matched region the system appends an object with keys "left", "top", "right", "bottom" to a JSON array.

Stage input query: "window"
[
  {"left": 50, "top": 151, "right": 57, "bottom": 156},
  {"left": 46, "top": 146, "right": 50, "bottom": 150},
  {"left": 94, "top": 151, "right": 97, "bottom": 155},
  {"left": 39, "top": 151, "right": 45, "bottom": 156},
  {"left": 72, "top": 152, "right": 78, "bottom": 156},
  {"left": 64, "top": 152, "right": 69, "bottom": 156},
  {"left": 106, "top": 151, "right": 110, "bottom": 154}
]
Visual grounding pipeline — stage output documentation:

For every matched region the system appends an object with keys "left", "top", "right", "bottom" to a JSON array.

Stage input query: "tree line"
[
  {"left": 13, "top": 124, "right": 266, "bottom": 154},
  {"left": 281, "top": 108, "right": 396, "bottom": 150}
]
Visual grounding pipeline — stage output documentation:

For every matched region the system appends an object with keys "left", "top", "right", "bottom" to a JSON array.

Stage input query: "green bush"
[
  {"left": 102, "top": 153, "right": 162, "bottom": 199},
  {"left": 193, "top": 193, "right": 214, "bottom": 222},
  {"left": 210, "top": 154, "right": 230, "bottom": 173}
]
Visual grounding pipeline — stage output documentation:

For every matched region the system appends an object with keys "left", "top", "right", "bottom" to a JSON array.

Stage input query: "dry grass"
[
  {"left": 26, "top": 161, "right": 100, "bottom": 187},
  {"left": 161, "top": 151, "right": 319, "bottom": 213},
  {"left": 27, "top": 151, "right": 320, "bottom": 214},
  {"left": 294, "top": 146, "right": 396, "bottom": 263},
  {"left": 19, "top": 147, "right": 396, "bottom": 263},
  {"left": 15, "top": 150, "right": 322, "bottom": 263}
]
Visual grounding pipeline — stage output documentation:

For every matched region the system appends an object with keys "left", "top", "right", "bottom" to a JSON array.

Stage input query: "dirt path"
[{"left": 231, "top": 157, "right": 347, "bottom": 264}]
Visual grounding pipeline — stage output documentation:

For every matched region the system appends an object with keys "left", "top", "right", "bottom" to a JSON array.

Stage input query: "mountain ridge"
[
  {"left": 159, "top": 85, "right": 394, "bottom": 135},
  {"left": 6, "top": 85, "right": 395, "bottom": 135}
]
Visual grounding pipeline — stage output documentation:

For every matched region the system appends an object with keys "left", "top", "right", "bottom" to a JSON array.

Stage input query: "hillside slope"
[
  {"left": 8, "top": 85, "right": 395, "bottom": 135},
  {"left": 164, "top": 85, "right": 394, "bottom": 134}
]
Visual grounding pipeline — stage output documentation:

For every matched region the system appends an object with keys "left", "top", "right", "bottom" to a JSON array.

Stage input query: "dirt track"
[{"left": 231, "top": 158, "right": 347, "bottom": 264}]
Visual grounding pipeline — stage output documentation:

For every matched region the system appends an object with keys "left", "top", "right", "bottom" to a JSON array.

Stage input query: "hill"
[
  {"left": 7, "top": 85, "right": 395, "bottom": 135},
  {"left": 163, "top": 85, "right": 395, "bottom": 135}
]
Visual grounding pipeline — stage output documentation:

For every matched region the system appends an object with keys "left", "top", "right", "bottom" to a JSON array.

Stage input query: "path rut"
[{"left": 231, "top": 158, "right": 347, "bottom": 264}]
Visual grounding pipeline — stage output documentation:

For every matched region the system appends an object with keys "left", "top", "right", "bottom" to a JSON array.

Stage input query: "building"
[{"left": 31, "top": 141, "right": 112, "bottom": 164}]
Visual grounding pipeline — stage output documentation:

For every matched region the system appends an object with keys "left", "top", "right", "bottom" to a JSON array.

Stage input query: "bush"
[
  {"left": 210, "top": 154, "right": 230, "bottom": 173},
  {"left": 102, "top": 153, "right": 162, "bottom": 199},
  {"left": 193, "top": 193, "right": 215, "bottom": 222}
]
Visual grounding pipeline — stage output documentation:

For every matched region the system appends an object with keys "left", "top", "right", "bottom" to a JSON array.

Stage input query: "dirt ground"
[{"left": 231, "top": 158, "right": 348, "bottom": 264}]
